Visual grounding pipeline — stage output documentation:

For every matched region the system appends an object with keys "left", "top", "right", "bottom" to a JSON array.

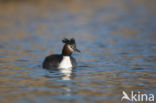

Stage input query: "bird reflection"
[
  {"left": 44, "top": 67, "right": 74, "bottom": 80},
  {"left": 62, "top": 87, "right": 72, "bottom": 96},
  {"left": 59, "top": 67, "right": 72, "bottom": 80}
]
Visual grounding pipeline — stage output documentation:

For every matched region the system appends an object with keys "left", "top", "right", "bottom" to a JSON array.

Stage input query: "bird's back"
[{"left": 42, "top": 54, "right": 63, "bottom": 69}]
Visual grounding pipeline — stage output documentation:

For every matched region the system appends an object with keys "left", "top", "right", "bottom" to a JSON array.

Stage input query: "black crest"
[{"left": 62, "top": 38, "right": 75, "bottom": 44}]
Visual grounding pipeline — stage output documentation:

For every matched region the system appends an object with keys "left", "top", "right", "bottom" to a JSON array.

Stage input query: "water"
[{"left": 0, "top": 0, "right": 156, "bottom": 103}]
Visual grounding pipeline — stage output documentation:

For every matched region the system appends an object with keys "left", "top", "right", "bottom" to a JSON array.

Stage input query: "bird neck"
[{"left": 62, "top": 44, "right": 72, "bottom": 56}]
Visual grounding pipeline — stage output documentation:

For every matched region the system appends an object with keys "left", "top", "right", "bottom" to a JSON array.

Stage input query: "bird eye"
[{"left": 70, "top": 45, "right": 75, "bottom": 49}]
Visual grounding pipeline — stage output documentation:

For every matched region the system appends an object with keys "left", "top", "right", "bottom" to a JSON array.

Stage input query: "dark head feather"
[
  {"left": 62, "top": 38, "right": 75, "bottom": 44},
  {"left": 70, "top": 38, "right": 75, "bottom": 44},
  {"left": 62, "top": 38, "right": 70, "bottom": 44}
]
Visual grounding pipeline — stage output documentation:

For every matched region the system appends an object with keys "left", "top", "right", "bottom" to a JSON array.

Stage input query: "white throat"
[{"left": 58, "top": 56, "right": 72, "bottom": 69}]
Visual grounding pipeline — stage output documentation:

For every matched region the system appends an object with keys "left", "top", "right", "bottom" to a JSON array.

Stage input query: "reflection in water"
[
  {"left": 44, "top": 67, "right": 73, "bottom": 80},
  {"left": 62, "top": 87, "right": 72, "bottom": 96},
  {"left": 59, "top": 68, "right": 72, "bottom": 80},
  {"left": 0, "top": 0, "right": 156, "bottom": 103}
]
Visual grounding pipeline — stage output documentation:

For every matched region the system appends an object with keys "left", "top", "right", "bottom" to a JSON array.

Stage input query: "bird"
[{"left": 42, "top": 38, "right": 80, "bottom": 69}]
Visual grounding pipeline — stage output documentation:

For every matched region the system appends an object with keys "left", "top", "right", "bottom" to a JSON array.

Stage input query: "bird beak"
[{"left": 74, "top": 48, "right": 80, "bottom": 52}]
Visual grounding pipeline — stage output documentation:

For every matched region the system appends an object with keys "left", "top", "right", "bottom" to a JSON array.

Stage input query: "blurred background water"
[{"left": 0, "top": 0, "right": 156, "bottom": 103}]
